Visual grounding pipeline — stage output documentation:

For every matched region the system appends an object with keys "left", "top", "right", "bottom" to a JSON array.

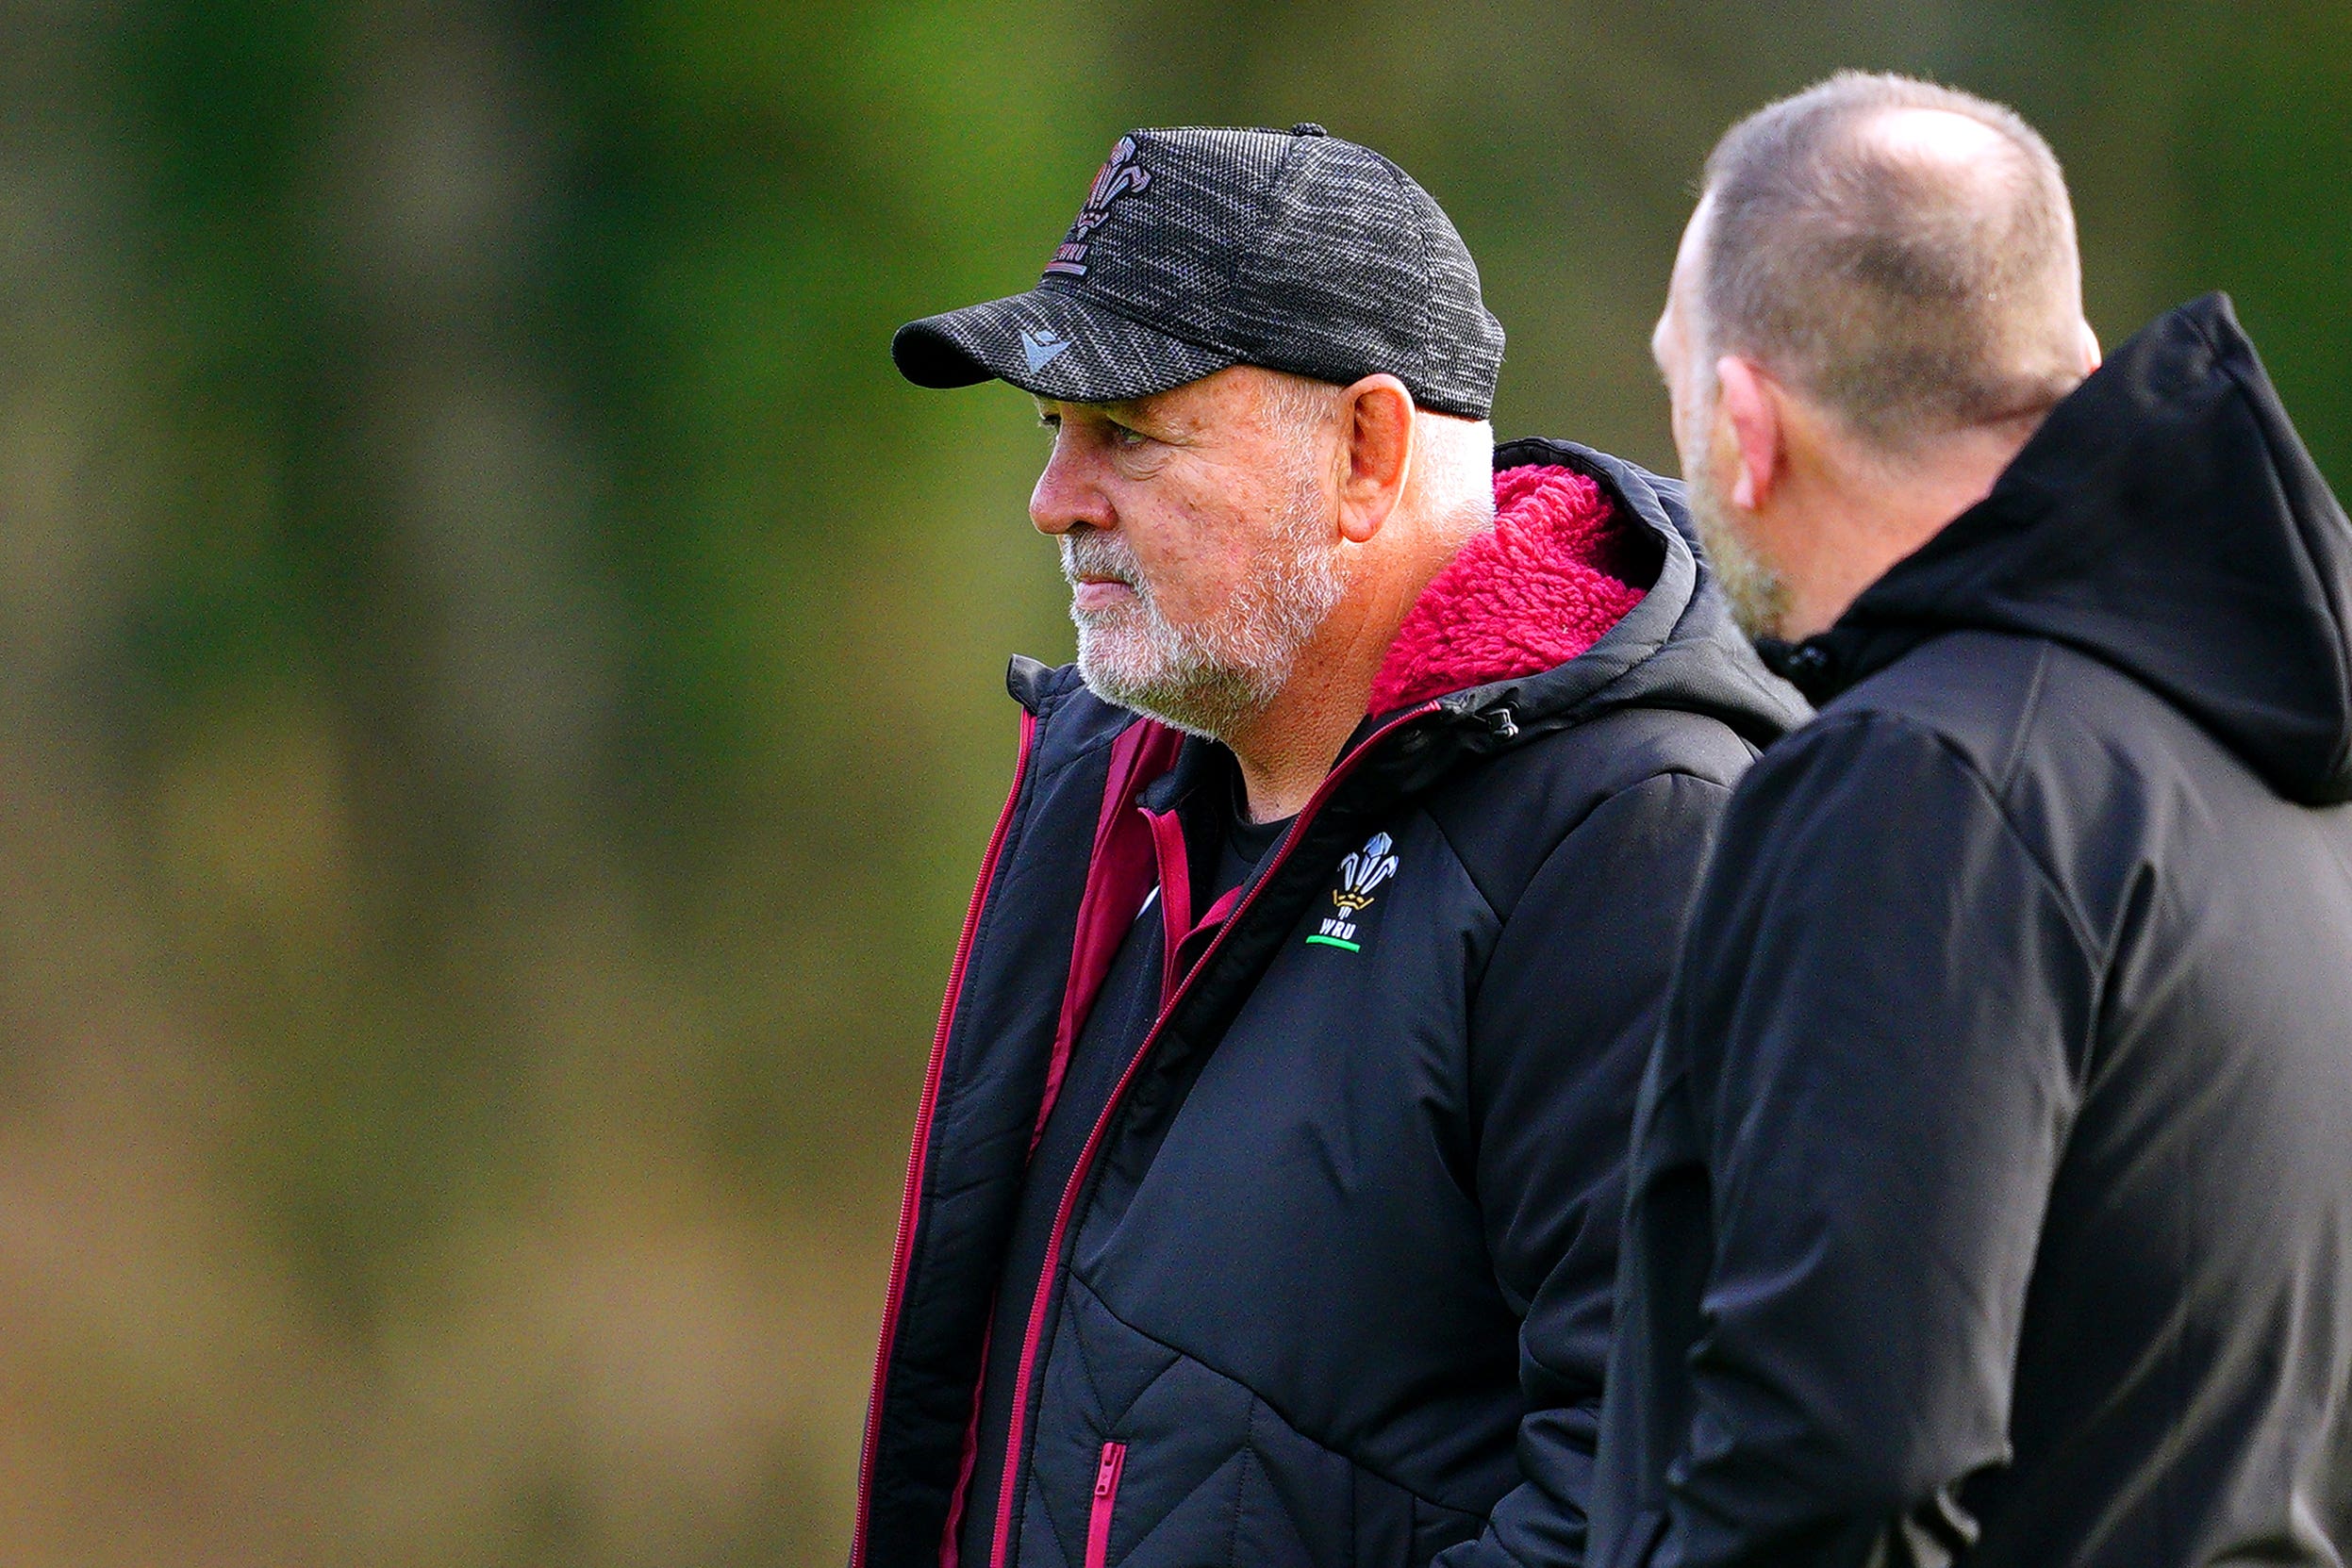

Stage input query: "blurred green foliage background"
[{"left": 0, "top": 1, "right": 2343, "bottom": 1561}]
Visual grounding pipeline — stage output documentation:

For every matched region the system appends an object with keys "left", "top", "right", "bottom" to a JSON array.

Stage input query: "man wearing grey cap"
[{"left": 854, "top": 124, "right": 1801, "bottom": 1568}]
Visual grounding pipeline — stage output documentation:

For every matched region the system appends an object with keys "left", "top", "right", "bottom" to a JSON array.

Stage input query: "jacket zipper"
[
  {"left": 1084, "top": 1441, "right": 1126, "bottom": 1568},
  {"left": 851, "top": 710, "right": 1038, "bottom": 1568},
  {"left": 986, "top": 702, "right": 1440, "bottom": 1568}
]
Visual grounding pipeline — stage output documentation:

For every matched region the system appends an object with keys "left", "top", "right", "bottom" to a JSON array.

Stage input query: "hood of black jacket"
[
  {"left": 1418, "top": 436, "right": 1808, "bottom": 752},
  {"left": 1777, "top": 293, "right": 2352, "bottom": 805}
]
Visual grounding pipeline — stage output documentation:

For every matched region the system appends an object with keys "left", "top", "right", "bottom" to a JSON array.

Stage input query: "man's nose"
[{"left": 1030, "top": 433, "right": 1114, "bottom": 537}]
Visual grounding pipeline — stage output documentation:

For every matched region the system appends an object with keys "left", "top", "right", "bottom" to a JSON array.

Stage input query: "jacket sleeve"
[
  {"left": 1433, "top": 770, "right": 1739, "bottom": 1568},
  {"left": 1646, "top": 714, "right": 2099, "bottom": 1568}
]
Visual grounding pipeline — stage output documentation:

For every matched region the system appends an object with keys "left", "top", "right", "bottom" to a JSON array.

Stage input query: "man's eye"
[{"left": 1108, "top": 422, "right": 1147, "bottom": 448}]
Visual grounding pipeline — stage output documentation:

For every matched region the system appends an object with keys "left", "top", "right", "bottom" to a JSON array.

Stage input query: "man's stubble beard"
[
  {"left": 1679, "top": 395, "right": 1793, "bottom": 643},
  {"left": 1062, "top": 471, "right": 1345, "bottom": 740}
]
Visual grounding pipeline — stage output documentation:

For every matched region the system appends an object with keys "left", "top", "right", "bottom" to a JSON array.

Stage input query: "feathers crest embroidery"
[
  {"left": 1310, "top": 833, "right": 1399, "bottom": 952},
  {"left": 1045, "top": 136, "right": 1153, "bottom": 277}
]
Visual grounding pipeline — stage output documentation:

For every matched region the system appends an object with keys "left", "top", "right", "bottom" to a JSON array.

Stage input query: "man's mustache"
[{"left": 1061, "top": 532, "right": 1142, "bottom": 591}]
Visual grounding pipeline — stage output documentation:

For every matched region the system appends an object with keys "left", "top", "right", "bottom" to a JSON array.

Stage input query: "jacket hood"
[
  {"left": 1367, "top": 460, "right": 1650, "bottom": 712},
  {"left": 1403, "top": 437, "right": 1807, "bottom": 752},
  {"left": 1782, "top": 293, "right": 2352, "bottom": 805}
]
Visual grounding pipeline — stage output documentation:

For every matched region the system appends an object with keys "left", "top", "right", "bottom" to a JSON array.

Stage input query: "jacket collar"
[{"left": 1368, "top": 461, "right": 1649, "bottom": 712}]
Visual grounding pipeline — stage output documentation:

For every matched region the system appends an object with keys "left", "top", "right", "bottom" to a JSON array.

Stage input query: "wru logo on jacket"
[{"left": 1308, "top": 832, "right": 1400, "bottom": 952}]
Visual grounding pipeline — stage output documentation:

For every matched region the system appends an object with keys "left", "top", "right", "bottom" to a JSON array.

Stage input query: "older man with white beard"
[{"left": 853, "top": 124, "right": 1801, "bottom": 1568}]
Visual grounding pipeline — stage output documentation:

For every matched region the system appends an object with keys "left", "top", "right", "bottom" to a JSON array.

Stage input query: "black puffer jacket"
[
  {"left": 1591, "top": 295, "right": 2352, "bottom": 1568},
  {"left": 853, "top": 440, "right": 1804, "bottom": 1568}
]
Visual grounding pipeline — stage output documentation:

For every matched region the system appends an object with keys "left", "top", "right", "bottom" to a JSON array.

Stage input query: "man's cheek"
[{"left": 1133, "top": 541, "right": 1219, "bottom": 624}]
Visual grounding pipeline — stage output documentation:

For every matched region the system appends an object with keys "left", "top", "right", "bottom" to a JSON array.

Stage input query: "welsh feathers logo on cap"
[{"left": 1044, "top": 136, "right": 1152, "bottom": 278}]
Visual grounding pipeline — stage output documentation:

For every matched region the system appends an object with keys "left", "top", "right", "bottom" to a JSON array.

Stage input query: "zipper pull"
[
  {"left": 1095, "top": 1441, "right": 1124, "bottom": 1497},
  {"left": 1086, "top": 1440, "right": 1128, "bottom": 1568},
  {"left": 1484, "top": 705, "right": 1518, "bottom": 739}
]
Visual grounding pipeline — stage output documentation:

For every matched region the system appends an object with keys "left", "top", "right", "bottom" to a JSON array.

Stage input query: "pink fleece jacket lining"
[{"left": 1367, "top": 463, "right": 1651, "bottom": 713}]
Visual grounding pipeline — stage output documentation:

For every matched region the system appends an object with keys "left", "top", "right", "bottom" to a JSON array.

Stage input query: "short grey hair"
[
  {"left": 1258, "top": 371, "right": 1494, "bottom": 538},
  {"left": 1698, "top": 72, "right": 2085, "bottom": 449}
]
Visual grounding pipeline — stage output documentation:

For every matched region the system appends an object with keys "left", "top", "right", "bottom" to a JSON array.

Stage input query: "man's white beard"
[
  {"left": 1680, "top": 419, "right": 1793, "bottom": 642},
  {"left": 1061, "top": 480, "right": 1345, "bottom": 740}
]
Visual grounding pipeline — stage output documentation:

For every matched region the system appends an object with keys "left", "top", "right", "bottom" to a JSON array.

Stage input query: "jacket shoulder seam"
[
  {"left": 1801, "top": 709, "right": 2101, "bottom": 964},
  {"left": 1993, "top": 642, "right": 2057, "bottom": 796},
  {"left": 1466, "top": 766, "right": 1738, "bottom": 927},
  {"left": 1422, "top": 810, "right": 1500, "bottom": 925},
  {"left": 1463, "top": 769, "right": 1736, "bottom": 1006}
]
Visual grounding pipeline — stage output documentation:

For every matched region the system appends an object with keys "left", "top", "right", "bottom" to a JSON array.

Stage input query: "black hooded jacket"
[
  {"left": 1590, "top": 295, "right": 2352, "bottom": 1568},
  {"left": 853, "top": 441, "right": 1805, "bottom": 1568}
]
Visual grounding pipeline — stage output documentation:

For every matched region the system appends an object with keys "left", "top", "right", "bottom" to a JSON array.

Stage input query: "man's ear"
[
  {"left": 1336, "top": 374, "right": 1416, "bottom": 544},
  {"left": 1714, "top": 355, "right": 1784, "bottom": 512}
]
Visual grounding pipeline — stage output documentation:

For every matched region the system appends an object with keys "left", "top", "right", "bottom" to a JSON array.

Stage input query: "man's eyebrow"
[{"left": 1040, "top": 398, "right": 1165, "bottom": 429}]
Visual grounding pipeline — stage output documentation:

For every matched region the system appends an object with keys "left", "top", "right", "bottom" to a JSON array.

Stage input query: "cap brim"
[{"left": 892, "top": 289, "right": 1234, "bottom": 404}]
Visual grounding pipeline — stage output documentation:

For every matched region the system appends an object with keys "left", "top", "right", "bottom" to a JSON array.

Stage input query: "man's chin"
[{"left": 1075, "top": 647, "right": 1274, "bottom": 740}]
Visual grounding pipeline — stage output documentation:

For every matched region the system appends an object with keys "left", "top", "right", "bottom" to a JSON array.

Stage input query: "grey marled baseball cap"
[{"left": 891, "top": 124, "right": 1505, "bottom": 419}]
